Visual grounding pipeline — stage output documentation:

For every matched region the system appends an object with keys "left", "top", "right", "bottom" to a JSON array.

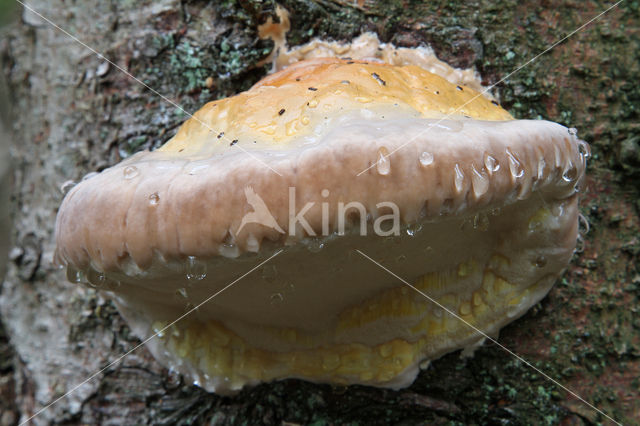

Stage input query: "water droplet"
[
  {"left": 306, "top": 238, "right": 324, "bottom": 253},
  {"left": 262, "top": 265, "right": 278, "bottom": 283},
  {"left": 419, "top": 151, "right": 434, "bottom": 166},
  {"left": 577, "top": 140, "right": 591, "bottom": 160},
  {"left": 535, "top": 256, "right": 547, "bottom": 267},
  {"left": 441, "top": 198, "right": 454, "bottom": 214},
  {"left": 506, "top": 305, "right": 524, "bottom": 319},
  {"left": 219, "top": 242, "right": 240, "bottom": 258},
  {"left": 152, "top": 321, "right": 166, "bottom": 338},
  {"left": 406, "top": 223, "right": 423, "bottom": 236},
  {"left": 176, "top": 287, "right": 188, "bottom": 299},
  {"left": 396, "top": 254, "right": 406, "bottom": 263},
  {"left": 473, "top": 213, "right": 490, "bottom": 231},
  {"left": 86, "top": 268, "right": 107, "bottom": 288},
  {"left": 149, "top": 192, "right": 160, "bottom": 206},
  {"left": 551, "top": 204, "right": 564, "bottom": 217},
  {"left": 270, "top": 292, "right": 284, "bottom": 305},
  {"left": 575, "top": 234, "right": 585, "bottom": 253},
  {"left": 246, "top": 234, "right": 260, "bottom": 252},
  {"left": 123, "top": 165, "right": 139, "bottom": 179},
  {"left": 435, "top": 120, "right": 464, "bottom": 132},
  {"left": 322, "top": 353, "right": 340, "bottom": 371},
  {"left": 568, "top": 127, "right": 578, "bottom": 136},
  {"left": 60, "top": 180, "right": 76, "bottom": 195},
  {"left": 483, "top": 153, "right": 500, "bottom": 175},
  {"left": 506, "top": 148, "right": 524, "bottom": 179},
  {"left": 470, "top": 164, "right": 489, "bottom": 198},
  {"left": 186, "top": 256, "right": 207, "bottom": 281},
  {"left": 453, "top": 164, "right": 465, "bottom": 193},
  {"left": 562, "top": 162, "right": 578, "bottom": 183},
  {"left": 378, "top": 344, "right": 393, "bottom": 358},
  {"left": 578, "top": 213, "right": 590, "bottom": 236},
  {"left": 459, "top": 302, "right": 472, "bottom": 316},
  {"left": 307, "top": 99, "right": 318, "bottom": 108},
  {"left": 537, "top": 157, "right": 546, "bottom": 180},
  {"left": 553, "top": 145, "right": 563, "bottom": 168},
  {"left": 66, "top": 266, "right": 86, "bottom": 284},
  {"left": 360, "top": 109, "right": 374, "bottom": 119},
  {"left": 82, "top": 172, "right": 99, "bottom": 181},
  {"left": 188, "top": 164, "right": 209, "bottom": 175},
  {"left": 377, "top": 147, "right": 391, "bottom": 175}
]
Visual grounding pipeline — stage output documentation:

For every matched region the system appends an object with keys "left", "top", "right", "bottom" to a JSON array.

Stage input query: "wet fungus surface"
[{"left": 55, "top": 57, "right": 588, "bottom": 394}]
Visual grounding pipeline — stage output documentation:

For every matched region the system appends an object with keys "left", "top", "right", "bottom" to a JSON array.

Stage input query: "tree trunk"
[{"left": 1, "top": 0, "right": 638, "bottom": 424}]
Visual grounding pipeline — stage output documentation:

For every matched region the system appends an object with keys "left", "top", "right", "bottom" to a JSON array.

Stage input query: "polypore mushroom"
[{"left": 55, "top": 57, "right": 588, "bottom": 393}]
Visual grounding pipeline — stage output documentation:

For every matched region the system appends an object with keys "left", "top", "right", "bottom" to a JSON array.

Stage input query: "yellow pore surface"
[{"left": 153, "top": 251, "right": 542, "bottom": 389}]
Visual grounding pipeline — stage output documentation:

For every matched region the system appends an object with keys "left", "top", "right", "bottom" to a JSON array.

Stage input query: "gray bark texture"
[{"left": 1, "top": 0, "right": 639, "bottom": 425}]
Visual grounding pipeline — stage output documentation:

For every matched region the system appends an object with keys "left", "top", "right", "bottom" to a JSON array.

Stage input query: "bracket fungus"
[{"left": 55, "top": 56, "right": 588, "bottom": 394}]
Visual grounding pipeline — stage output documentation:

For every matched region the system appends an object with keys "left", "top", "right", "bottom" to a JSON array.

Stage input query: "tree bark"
[{"left": 1, "top": 0, "right": 639, "bottom": 424}]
